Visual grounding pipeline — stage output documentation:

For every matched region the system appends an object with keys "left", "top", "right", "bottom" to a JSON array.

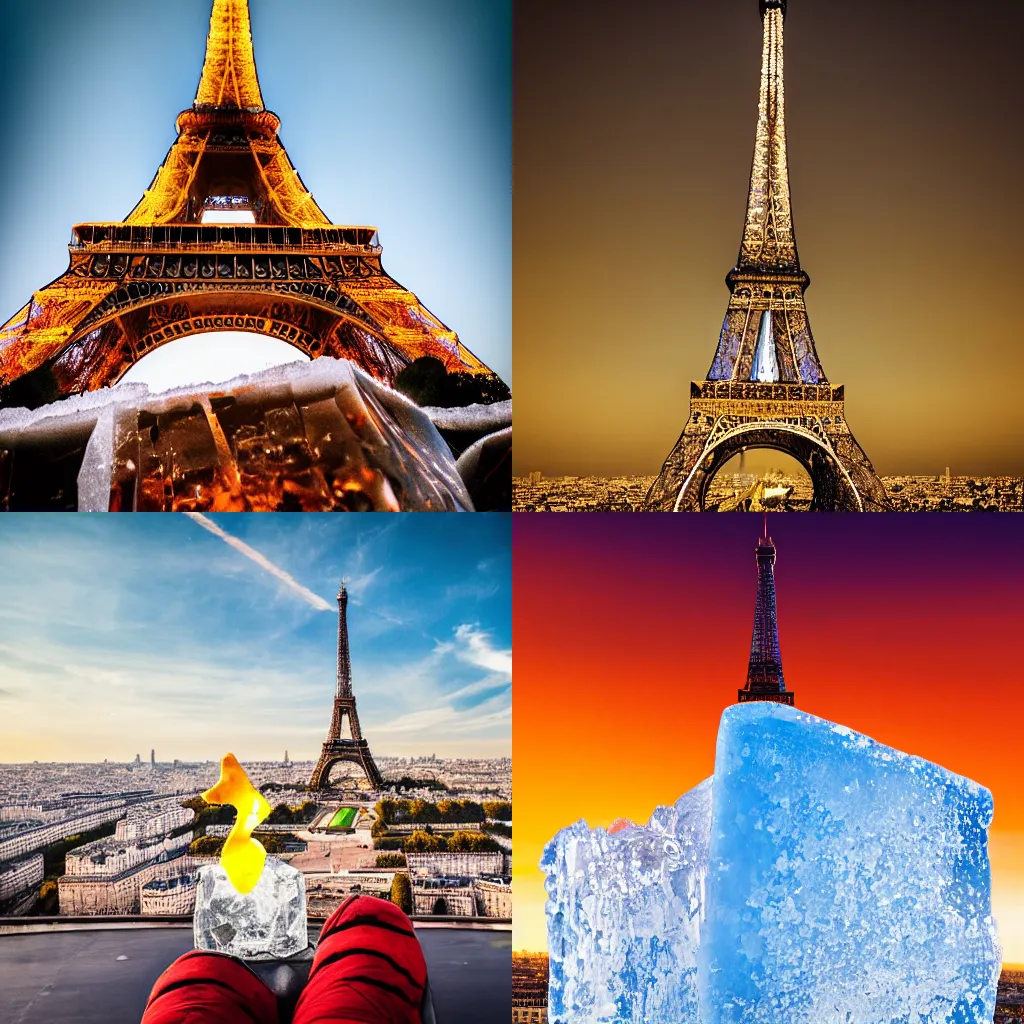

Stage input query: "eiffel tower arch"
[
  {"left": 655, "top": 385, "right": 883, "bottom": 511},
  {"left": 0, "top": 0, "right": 498, "bottom": 409},
  {"left": 646, "top": 0, "right": 888, "bottom": 512},
  {"left": 310, "top": 583, "right": 384, "bottom": 793}
]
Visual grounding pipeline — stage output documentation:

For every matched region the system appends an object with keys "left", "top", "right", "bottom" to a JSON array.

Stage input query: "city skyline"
[
  {"left": 0, "top": 0, "right": 511, "bottom": 387},
  {"left": 0, "top": 514, "right": 512, "bottom": 763},
  {"left": 514, "top": 0, "right": 1024, "bottom": 477},
  {"left": 513, "top": 514, "right": 1024, "bottom": 963}
]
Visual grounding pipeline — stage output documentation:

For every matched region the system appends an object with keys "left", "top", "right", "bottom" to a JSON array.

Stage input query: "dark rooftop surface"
[{"left": 0, "top": 924, "right": 511, "bottom": 1024}]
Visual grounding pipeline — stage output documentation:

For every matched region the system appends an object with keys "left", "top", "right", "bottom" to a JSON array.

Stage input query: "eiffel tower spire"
[
  {"left": 194, "top": 0, "right": 265, "bottom": 111},
  {"left": 336, "top": 582, "right": 353, "bottom": 699},
  {"left": 740, "top": 0, "right": 798, "bottom": 273},
  {"left": 738, "top": 516, "right": 794, "bottom": 705}
]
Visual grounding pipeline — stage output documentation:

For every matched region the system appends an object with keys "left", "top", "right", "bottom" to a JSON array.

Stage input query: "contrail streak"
[{"left": 183, "top": 513, "right": 332, "bottom": 612}]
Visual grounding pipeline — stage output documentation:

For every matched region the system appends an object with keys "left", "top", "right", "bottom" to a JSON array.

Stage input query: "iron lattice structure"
[
  {"left": 0, "top": 0, "right": 496, "bottom": 408},
  {"left": 738, "top": 520, "right": 794, "bottom": 706},
  {"left": 646, "top": 0, "right": 888, "bottom": 511},
  {"left": 310, "top": 582, "right": 384, "bottom": 792}
]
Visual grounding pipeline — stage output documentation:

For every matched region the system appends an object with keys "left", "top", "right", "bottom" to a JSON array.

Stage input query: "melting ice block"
[
  {"left": 194, "top": 857, "right": 307, "bottom": 960},
  {"left": 541, "top": 779, "right": 712, "bottom": 1023},
  {"left": 0, "top": 357, "right": 478, "bottom": 511},
  {"left": 700, "top": 703, "right": 1001, "bottom": 1024}
]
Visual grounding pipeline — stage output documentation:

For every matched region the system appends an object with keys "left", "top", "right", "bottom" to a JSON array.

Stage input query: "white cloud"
[
  {"left": 183, "top": 513, "right": 332, "bottom": 612},
  {"left": 448, "top": 624, "right": 513, "bottom": 677},
  {"left": 374, "top": 700, "right": 511, "bottom": 738},
  {"left": 363, "top": 624, "right": 512, "bottom": 751}
]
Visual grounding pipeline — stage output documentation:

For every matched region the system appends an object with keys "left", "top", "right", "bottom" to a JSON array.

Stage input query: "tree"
[
  {"left": 376, "top": 853, "right": 407, "bottom": 868},
  {"left": 483, "top": 801, "right": 512, "bottom": 821},
  {"left": 393, "top": 357, "right": 449, "bottom": 407},
  {"left": 404, "top": 829, "right": 444, "bottom": 853},
  {"left": 375, "top": 798, "right": 398, "bottom": 825},
  {"left": 390, "top": 873, "right": 413, "bottom": 916},
  {"left": 266, "top": 803, "right": 295, "bottom": 825},
  {"left": 392, "top": 356, "right": 510, "bottom": 409},
  {"left": 448, "top": 830, "right": 501, "bottom": 854},
  {"left": 408, "top": 799, "right": 439, "bottom": 824},
  {"left": 296, "top": 801, "right": 319, "bottom": 823},
  {"left": 189, "top": 835, "right": 225, "bottom": 856}
]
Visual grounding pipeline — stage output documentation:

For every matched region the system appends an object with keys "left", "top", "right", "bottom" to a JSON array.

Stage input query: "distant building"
[
  {"left": 413, "top": 882, "right": 475, "bottom": 917},
  {"left": 150, "top": 750, "right": 156, "bottom": 766},
  {"left": 306, "top": 871, "right": 394, "bottom": 918},
  {"left": 0, "top": 799, "right": 144, "bottom": 863},
  {"left": 473, "top": 877, "right": 512, "bottom": 918},
  {"left": 58, "top": 802, "right": 195, "bottom": 916},
  {"left": 512, "top": 953, "right": 549, "bottom": 1024},
  {"left": 141, "top": 873, "right": 198, "bottom": 916},
  {"left": 59, "top": 847, "right": 191, "bottom": 916},
  {"left": 405, "top": 852, "right": 505, "bottom": 878},
  {"left": 0, "top": 853, "right": 44, "bottom": 904},
  {"left": 117, "top": 802, "right": 193, "bottom": 842}
]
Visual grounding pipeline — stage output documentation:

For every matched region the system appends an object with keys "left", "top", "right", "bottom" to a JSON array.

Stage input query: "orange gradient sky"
[{"left": 513, "top": 514, "right": 1024, "bottom": 964}]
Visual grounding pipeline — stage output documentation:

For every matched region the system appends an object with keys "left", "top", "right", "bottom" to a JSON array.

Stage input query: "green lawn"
[{"left": 329, "top": 807, "right": 357, "bottom": 828}]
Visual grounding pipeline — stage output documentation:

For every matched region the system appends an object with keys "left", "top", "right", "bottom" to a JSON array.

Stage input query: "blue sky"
[
  {"left": 0, "top": 0, "right": 511, "bottom": 385},
  {"left": 0, "top": 514, "right": 511, "bottom": 762}
]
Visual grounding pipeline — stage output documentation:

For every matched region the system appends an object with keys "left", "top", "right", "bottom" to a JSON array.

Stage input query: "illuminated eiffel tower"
[
  {"left": 310, "top": 582, "right": 384, "bottom": 792},
  {"left": 646, "top": 0, "right": 888, "bottom": 512},
  {"left": 737, "top": 516, "right": 794, "bottom": 706},
  {"left": 0, "top": 0, "right": 497, "bottom": 408}
]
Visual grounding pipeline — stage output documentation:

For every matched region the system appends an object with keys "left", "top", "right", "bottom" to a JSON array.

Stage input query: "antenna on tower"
[{"left": 762, "top": 511, "right": 769, "bottom": 541}]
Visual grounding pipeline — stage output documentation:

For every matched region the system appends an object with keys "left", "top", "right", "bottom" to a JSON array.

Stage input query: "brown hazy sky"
[{"left": 514, "top": 0, "right": 1024, "bottom": 476}]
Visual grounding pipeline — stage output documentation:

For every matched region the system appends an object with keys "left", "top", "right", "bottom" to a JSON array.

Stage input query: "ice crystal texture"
[
  {"left": 194, "top": 857, "right": 307, "bottom": 960},
  {"left": 0, "top": 358, "right": 476, "bottom": 511},
  {"left": 541, "top": 703, "right": 1001, "bottom": 1024},
  {"left": 701, "top": 703, "right": 1001, "bottom": 1024},
  {"left": 540, "top": 779, "right": 712, "bottom": 1023}
]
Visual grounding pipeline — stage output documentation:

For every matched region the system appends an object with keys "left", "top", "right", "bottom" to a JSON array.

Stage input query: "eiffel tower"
[
  {"left": 646, "top": 0, "right": 888, "bottom": 512},
  {"left": 0, "top": 0, "right": 496, "bottom": 409},
  {"left": 737, "top": 516, "right": 794, "bottom": 706},
  {"left": 310, "top": 582, "right": 384, "bottom": 792}
]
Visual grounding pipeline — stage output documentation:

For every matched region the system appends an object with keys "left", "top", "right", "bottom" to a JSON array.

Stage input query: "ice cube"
[
  {"left": 194, "top": 857, "right": 308, "bottom": 960},
  {"left": 540, "top": 779, "right": 712, "bottom": 1023},
  {"left": 700, "top": 703, "right": 1001, "bottom": 1024}
]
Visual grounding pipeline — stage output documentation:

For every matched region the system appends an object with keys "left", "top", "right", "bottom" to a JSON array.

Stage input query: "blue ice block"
[
  {"left": 700, "top": 703, "right": 1001, "bottom": 1024},
  {"left": 541, "top": 780, "right": 712, "bottom": 1023}
]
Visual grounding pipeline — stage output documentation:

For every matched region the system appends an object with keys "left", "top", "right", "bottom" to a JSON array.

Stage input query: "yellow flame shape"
[{"left": 202, "top": 753, "right": 271, "bottom": 895}]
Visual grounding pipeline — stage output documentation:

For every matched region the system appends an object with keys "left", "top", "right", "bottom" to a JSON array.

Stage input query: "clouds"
[
  {"left": 0, "top": 515, "right": 510, "bottom": 762},
  {"left": 183, "top": 513, "right": 333, "bottom": 612},
  {"left": 449, "top": 623, "right": 513, "bottom": 676},
  {"left": 369, "top": 623, "right": 512, "bottom": 755}
]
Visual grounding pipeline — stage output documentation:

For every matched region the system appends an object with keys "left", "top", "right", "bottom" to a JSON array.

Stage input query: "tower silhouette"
[
  {"left": 310, "top": 582, "right": 383, "bottom": 791},
  {"left": 646, "top": 0, "right": 888, "bottom": 512},
  {"left": 0, "top": 0, "right": 497, "bottom": 408},
  {"left": 738, "top": 516, "right": 794, "bottom": 705}
]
